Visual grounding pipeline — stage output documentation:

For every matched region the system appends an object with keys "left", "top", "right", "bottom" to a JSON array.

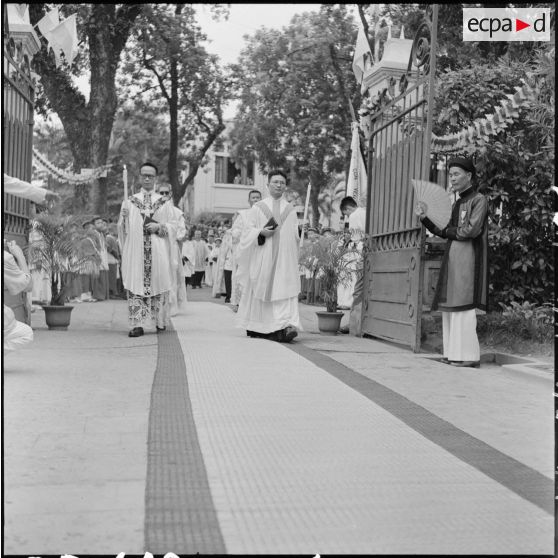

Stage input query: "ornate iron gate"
[
  {"left": 3, "top": 10, "right": 36, "bottom": 323},
  {"left": 361, "top": 6, "right": 438, "bottom": 351}
]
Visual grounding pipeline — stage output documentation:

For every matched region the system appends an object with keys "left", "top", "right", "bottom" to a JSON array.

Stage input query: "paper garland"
[
  {"left": 32, "top": 147, "right": 113, "bottom": 185},
  {"left": 431, "top": 82, "right": 536, "bottom": 153}
]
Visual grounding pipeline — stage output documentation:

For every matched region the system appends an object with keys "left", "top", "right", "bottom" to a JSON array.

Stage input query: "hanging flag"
[
  {"left": 352, "top": 22, "right": 373, "bottom": 88},
  {"left": 36, "top": 6, "right": 60, "bottom": 42},
  {"left": 15, "top": 4, "right": 29, "bottom": 20},
  {"left": 49, "top": 14, "right": 78, "bottom": 66},
  {"left": 347, "top": 122, "right": 368, "bottom": 207}
]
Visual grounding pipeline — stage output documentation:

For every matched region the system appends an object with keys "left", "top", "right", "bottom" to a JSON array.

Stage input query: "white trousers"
[{"left": 442, "top": 309, "right": 480, "bottom": 362}]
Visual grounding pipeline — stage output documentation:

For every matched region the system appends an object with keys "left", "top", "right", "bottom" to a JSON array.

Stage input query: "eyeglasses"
[
  {"left": 269, "top": 180, "right": 286, "bottom": 186},
  {"left": 141, "top": 174, "right": 156, "bottom": 179},
  {"left": 159, "top": 191, "right": 170, "bottom": 195}
]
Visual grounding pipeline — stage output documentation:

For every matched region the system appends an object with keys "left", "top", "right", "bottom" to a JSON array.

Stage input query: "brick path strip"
[
  {"left": 288, "top": 343, "right": 554, "bottom": 516},
  {"left": 144, "top": 324, "right": 226, "bottom": 553}
]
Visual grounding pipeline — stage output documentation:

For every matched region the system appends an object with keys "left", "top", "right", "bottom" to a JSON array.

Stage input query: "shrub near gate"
[
  {"left": 434, "top": 53, "right": 554, "bottom": 309},
  {"left": 477, "top": 301, "right": 553, "bottom": 348}
]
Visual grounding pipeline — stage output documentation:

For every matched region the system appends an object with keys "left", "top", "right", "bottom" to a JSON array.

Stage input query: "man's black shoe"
[
  {"left": 268, "top": 330, "right": 283, "bottom": 342},
  {"left": 247, "top": 330, "right": 268, "bottom": 338},
  {"left": 156, "top": 326, "right": 166, "bottom": 332},
  {"left": 283, "top": 327, "right": 298, "bottom": 342},
  {"left": 128, "top": 327, "right": 144, "bottom": 337}
]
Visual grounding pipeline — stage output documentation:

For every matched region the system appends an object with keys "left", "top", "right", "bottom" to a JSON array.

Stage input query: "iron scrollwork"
[{"left": 399, "top": 6, "right": 434, "bottom": 94}]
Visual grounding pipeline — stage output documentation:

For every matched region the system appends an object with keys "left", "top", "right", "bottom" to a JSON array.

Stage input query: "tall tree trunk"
[
  {"left": 357, "top": 5, "right": 375, "bottom": 54},
  {"left": 167, "top": 5, "right": 181, "bottom": 201}
]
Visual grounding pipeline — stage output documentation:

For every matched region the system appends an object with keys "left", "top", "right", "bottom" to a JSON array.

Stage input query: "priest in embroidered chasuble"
[
  {"left": 117, "top": 162, "right": 179, "bottom": 337},
  {"left": 236, "top": 170, "right": 302, "bottom": 343}
]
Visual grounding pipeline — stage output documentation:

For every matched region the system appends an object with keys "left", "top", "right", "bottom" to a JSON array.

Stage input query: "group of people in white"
[
  {"left": 3, "top": 166, "right": 367, "bottom": 351},
  {"left": 117, "top": 164, "right": 312, "bottom": 342}
]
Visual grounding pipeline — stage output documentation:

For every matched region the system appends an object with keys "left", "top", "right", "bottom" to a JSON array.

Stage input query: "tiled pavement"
[{"left": 2, "top": 288, "right": 554, "bottom": 555}]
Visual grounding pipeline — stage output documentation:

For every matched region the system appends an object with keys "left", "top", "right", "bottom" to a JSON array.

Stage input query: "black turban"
[{"left": 448, "top": 156, "right": 476, "bottom": 178}]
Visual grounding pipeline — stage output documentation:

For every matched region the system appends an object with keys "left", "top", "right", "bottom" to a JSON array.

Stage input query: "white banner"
[{"left": 347, "top": 122, "right": 367, "bottom": 207}]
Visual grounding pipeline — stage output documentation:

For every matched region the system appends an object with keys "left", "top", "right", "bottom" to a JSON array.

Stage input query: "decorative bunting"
[
  {"left": 431, "top": 82, "right": 536, "bottom": 153},
  {"left": 32, "top": 148, "right": 113, "bottom": 185}
]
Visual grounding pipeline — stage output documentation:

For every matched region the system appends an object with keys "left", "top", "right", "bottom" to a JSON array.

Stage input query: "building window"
[
  {"left": 215, "top": 155, "right": 255, "bottom": 185},
  {"left": 215, "top": 155, "right": 238, "bottom": 184}
]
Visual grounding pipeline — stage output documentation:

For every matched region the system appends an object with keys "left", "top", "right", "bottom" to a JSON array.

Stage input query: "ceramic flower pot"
[
  {"left": 42, "top": 305, "right": 74, "bottom": 330},
  {"left": 316, "top": 311, "right": 344, "bottom": 335}
]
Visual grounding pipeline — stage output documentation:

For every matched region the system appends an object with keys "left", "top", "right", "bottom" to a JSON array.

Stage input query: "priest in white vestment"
[
  {"left": 230, "top": 189, "right": 262, "bottom": 310},
  {"left": 236, "top": 170, "right": 301, "bottom": 343},
  {"left": 157, "top": 184, "right": 188, "bottom": 316},
  {"left": 118, "top": 162, "right": 178, "bottom": 337}
]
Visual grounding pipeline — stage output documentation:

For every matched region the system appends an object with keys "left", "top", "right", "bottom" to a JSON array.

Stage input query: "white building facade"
[{"left": 181, "top": 135, "right": 269, "bottom": 221}]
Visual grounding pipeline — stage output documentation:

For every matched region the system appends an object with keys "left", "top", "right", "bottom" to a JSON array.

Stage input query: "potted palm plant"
[
  {"left": 28, "top": 214, "right": 100, "bottom": 330},
  {"left": 299, "top": 233, "right": 361, "bottom": 335}
]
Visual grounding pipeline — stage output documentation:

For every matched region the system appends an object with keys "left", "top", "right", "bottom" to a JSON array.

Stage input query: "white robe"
[
  {"left": 205, "top": 242, "right": 215, "bottom": 286},
  {"left": 181, "top": 240, "right": 195, "bottom": 278},
  {"left": 117, "top": 190, "right": 178, "bottom": 297},
  {"left": 213, "top": 232, "right": 231, "bottom": 297},
  {"left": 168, "top": 206, "right": 188, "bottom": 315},
  {"left": 231, "top": 209, "right": 250, "bottom": 305},
  {"left": 4, "top": 250, "right": 34, "bottom": 352},
  {"left": 3, "top": 173, "right": 47, "bottom": 204},
  {"left": 236, "top": 196, "right": 301, "bottom": 333}
]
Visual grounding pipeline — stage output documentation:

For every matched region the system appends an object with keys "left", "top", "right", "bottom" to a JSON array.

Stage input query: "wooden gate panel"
[{"left": 361, "top": 6, "right": 438, "bottom": 352}]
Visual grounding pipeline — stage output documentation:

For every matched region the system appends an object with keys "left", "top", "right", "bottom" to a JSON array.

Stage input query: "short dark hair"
[
  {"left": 267, "top": 169, "right": 287, "bottom": 182},
  {"left": 248, "top": 189, "right": 261, "bottom": 200},
  {"left": 340, "top": 196, "right": 357, "bottom": 211},
  {"left": 140, "top": 161, "right": 158, "bottom": 174}
]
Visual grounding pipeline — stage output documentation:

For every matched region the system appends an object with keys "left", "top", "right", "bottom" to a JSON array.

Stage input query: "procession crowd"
[{"left": 5, "top": 156, "right": 487, "bottom": 368}]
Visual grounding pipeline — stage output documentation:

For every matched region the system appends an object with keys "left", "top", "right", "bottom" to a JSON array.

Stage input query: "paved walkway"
[{"left": 2, "top": 288, "right": 554, "bottom": 555}]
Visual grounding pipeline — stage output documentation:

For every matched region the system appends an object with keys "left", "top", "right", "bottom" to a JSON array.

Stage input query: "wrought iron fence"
[{"left": 3, "top": 10, "right": 36, "bottom": 323}]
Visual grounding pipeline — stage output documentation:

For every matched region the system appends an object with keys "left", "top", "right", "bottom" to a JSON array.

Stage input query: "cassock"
[
  {"left": 236, "top": 196, "right": 301, "bottom": 334},
  {"left": 192, "top": 239, "right": 209, "bottom": 272},
  {"left": 117, "top": 189, "right": 178, "bottom": 329},
  {"left": 230, "top": 208, "right": 250, "bottom": 306},
  {"left": 204, "top": 241, "right": 215, "bottom": 287}
]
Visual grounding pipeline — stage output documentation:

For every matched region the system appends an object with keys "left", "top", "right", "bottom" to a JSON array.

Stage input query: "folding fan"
[{"left": 411, "top": 179, "right": 452, "bottom": 230}]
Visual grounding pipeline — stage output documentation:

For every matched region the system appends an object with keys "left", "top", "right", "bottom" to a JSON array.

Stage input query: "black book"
[{"left": 258, "top": 217, "right": 278, "bottom": 245}]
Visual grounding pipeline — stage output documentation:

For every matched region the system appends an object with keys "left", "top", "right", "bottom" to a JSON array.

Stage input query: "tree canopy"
[
  {"left": 119, "top": 3, "right": 233, "bottom": 205},
  {"left": 230, "top": 5, "right": 360, "bottom": 226}
]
